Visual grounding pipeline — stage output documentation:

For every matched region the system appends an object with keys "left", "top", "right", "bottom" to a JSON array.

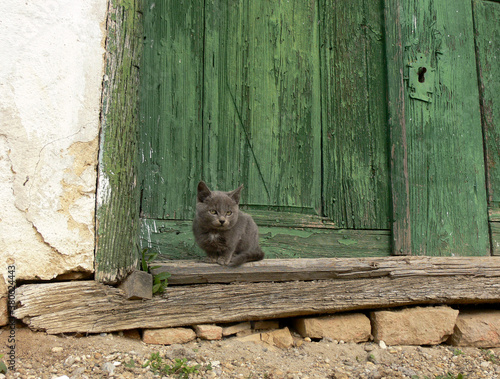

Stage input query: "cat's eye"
[
  {"left": 226, "top": 211, "right": 232, "bottom": 216},
  {"left": 209, "top": 210, "right": 217, "bottom": 215}
]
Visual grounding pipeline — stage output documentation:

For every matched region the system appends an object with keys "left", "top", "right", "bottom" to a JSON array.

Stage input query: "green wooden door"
[
  {"left": 139, "top": 0, "right": 496, "bottom": 259},
  {"left": 140, "top": 0, "right": 392, "bottom": 259}
]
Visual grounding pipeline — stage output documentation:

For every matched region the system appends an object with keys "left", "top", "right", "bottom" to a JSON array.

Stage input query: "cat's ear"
[
  {"left": 228, "top": 184, "right": 244, "bottom": 204},
  {"left": 197, "top": 181, "right": 211, "bottom": 202}
]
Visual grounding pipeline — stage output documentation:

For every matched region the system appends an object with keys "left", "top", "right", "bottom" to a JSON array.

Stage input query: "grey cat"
[{"left": 192, "top": 181, "right": 265, "bottom": 266}]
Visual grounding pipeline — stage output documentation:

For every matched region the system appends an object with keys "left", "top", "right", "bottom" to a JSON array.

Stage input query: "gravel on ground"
[{"left": 2, "top": 326, "right": 500, "bottom": 379}]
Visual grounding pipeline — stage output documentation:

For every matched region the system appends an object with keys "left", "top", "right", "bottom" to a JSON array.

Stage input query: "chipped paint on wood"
[
  {"left": 139, "top": 0, "right": 390, "bottom": 256},
  {"left": 474, "top": 0, "right": 500, "bottom": 207},
  {"left": 387, "top": 0, "right": 490, "bottom": 256},
  {"left": 140, "top": 218, "right": 391, "bottom": 260}
]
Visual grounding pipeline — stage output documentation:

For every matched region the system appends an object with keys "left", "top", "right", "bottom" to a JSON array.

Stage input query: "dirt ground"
[{"left": 2, "top": 325, "right": 500, "bottom": 379}]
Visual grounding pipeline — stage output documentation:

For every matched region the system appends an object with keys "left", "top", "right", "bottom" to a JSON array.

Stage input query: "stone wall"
[{"left": 0, "top": 1, "right": 107, "bottom": 281}]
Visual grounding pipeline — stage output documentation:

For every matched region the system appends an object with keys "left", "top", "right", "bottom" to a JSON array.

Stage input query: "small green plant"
[
  {"left": 125, "top": 358, "right": 136, "bottom": 368},
  {"left": 0, "top": 354, "right": 8, "bottom": 374},
  {"left": 141, "top": 248, "right": 171, "bottom": 295},
  {"left": 453, "top": 348, "right": 464, "bottom": 356},
  {"left": 142, "top": 352, "right": 209, "bottom": 378},
  {"left": 367, "top": 353, "right": 377, "bottom": 363},
  {"left": 481, "top": 349, "right": 499, "bottom": 364}
]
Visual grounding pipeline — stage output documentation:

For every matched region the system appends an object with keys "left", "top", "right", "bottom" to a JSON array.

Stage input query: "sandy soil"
[{"left": 2, "top": 325, "right": 500, "bottom": 378}]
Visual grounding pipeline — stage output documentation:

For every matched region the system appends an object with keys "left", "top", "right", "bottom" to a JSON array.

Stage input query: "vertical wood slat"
[
  {"left": 203, "top": 0, "right": 322, "bottom": 214},
  {"left": 321, "top": 0, "right": 391, "bottom": 230},
  {"left": 95, "top": 0, "right": 143, "bottom": 284},
  {"left": 384, "top": 0, "right": 411, "bottom": 254},
  {"left": 140, "top": 0, "right": 204, "bottom": 220},
  {"left": 473, "top": 0, "right": 500, "bottom": 207},
  {"left": 386, "top": 0, "right": 490, "bottom": 256}
]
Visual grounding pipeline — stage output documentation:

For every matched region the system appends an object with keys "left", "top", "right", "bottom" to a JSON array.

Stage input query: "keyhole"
[{"left": 417, "top": 67, "right": 427, "bottom": 83}]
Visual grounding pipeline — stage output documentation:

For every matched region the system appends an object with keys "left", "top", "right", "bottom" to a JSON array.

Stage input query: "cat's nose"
[{"left": 219, "top": 219, "right": 225, "bottom": 226}]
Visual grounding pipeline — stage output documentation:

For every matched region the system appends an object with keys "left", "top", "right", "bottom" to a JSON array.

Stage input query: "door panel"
[
  {"left": 474, "top": 0, "right": 500, "bottom": 206},
  {"left": 320, "top": 0, "right": 391, "bottom": 229},
  {"left": 473, "top": 0, "right": 500, "bottom": 254},
  {"left": 203, "top": 0, "right": 322, "bottom": 214},
  {"left": 140, "top": 0, "right": 204, "bottom": 220},
  {"left": 139, "top": 0, "right": 392, "bottom": 259},
  {"left": 388, "top": 0, "right": 490, "bottom": 255}
]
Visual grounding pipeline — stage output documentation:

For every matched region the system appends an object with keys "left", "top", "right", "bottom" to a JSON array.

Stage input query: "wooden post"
[{"left": 95, "top": 0, "right": 144, "bottom": 284}]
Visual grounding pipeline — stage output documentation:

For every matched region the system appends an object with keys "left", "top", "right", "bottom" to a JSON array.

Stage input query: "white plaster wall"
[{"left": 0, "top": 1, "right": 108, "bottom": 280}]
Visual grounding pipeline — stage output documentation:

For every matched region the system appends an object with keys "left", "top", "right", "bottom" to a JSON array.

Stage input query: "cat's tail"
[{"left": 228, "top": 248, "right": 265, "bottom": 267}]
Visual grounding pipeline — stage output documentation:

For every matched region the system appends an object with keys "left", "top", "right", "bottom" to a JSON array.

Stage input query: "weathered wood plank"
[
  {"left": 140, "top": 219, "right": 391, "bottom": 260},
  {"left": 474, "top": 1, "right": 500, "bottom": 206},
  {"left": 239, "top": 210, "right": 336, "bottom": 229},
  {"left": 15, "top": 257, "right": 500, "bottom": 334},
  {"left": 491, "top": 222, "right": 500, "bottom": 256},
  {"left": 320, "top": 0, "right": 391, "bottom": 229},
  {"left": 489, "top": 207, "right": 500, "bottom": 222},
  {"left": 394, "top": 0, "right": 489, "bottom": 255},
  {"left": 152, "top": 256, "right": 500, "bottom": 285},
  {"left": 95, "top": 0, "right": 143, "bottom": 284},
  {"left": 203, "top": 0, "right": 322, "bottom": 213},
  {"left": 384, "top": 0, "right": 411, "bottom": 255},
  {"left": 140, "top": 0, "right": 204, "bottom": 220}
]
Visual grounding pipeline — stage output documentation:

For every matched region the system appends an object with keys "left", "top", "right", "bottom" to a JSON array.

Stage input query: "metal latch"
[{"left": 408, "top": 54, "right": 435, "bottom": 103}]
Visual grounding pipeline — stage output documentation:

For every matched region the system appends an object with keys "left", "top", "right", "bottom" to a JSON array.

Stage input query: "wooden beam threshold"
[
  {"left": 153, "top": 256, "right": 500, "bottom": 285},
  {"left": 14, "top": 257, "right": 500, "bottom": 334}
]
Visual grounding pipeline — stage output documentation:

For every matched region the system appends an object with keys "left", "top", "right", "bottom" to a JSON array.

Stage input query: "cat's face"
[{"left": 196, "top": 181, "right": 242, "bottom": 230}]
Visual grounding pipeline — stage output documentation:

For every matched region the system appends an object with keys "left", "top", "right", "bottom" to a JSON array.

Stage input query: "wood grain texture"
[
  {"left": 491, "top": 221, "right": 500, "bottom": 256},
  {"left": 203, "top": 0, "right": 322, "bottom": 213},
  {"left": 95, "top": 0, "right": 143, "bottom": 284},
  {"left": 490, "top": 208, "right": 500, "bottom": 256},
  {"left": 152, "top": 256, "right": 500, "bottom": 284},
  {"left": 320, "top": 0, "right": 391, "bottom": 229},
  {"left": 389, "top": 0, "right": 490, "bottom": 255},
  {"left": 384, "top": 0, "right": 411, "bottom": 255},
  {"left": 15, "top": 257, "right": 500, "bottom": 334},
  {"left": 474, "top": 0, "right": 500, "bottom": 207},
  {"left": 140, "top": 0, "right": 204, "bottom": 220},
  {"left": 140, "top": 219, "right": 390, "bottom": 260}
]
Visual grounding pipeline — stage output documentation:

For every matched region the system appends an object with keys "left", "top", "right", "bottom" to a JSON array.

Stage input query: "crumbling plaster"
[{"left": 0, "top": 1, "right": 108, "bottom": 280}]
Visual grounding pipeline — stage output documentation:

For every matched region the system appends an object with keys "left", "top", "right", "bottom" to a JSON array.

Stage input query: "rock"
[
  {"left": 261, "top": 327, "right": 294, "bottom": 348},
  {"left": 253, "top": 320, "right": 280, "bottom": 330},
  {"left": 102, "top": 362, "right": 115, "bottom": 375},
  {"left": 64, "top": 355, "right": 76, "bottom": 367},
  {"left": 142, "top": 327, "right": 196, "bottom": 345},
  {"left": 449, "top": 310, "right": 500, "bottom": 347},
  {"left": 118, "top": 270, "right": 153, "bottom": 300},
  {"left": 222, "top": 322, "right": 251, "bottom": 336},
  {"left": 165, "top": 344, "right": 196, "bottom": 360},
  {"left": 193, "top": 324, "right": 223, "bottom": 340},
  {"left": 71, "top": 367, "right": 85, "bottom": 377},
  {"left": 0, "top": 276, "right": 8, "bottom": 327},
  {"left": 293, "top": 313, "right": 371, "bottom": 343},
  {"left": 236, "top": 329, "right": 254, "bottom": 337},
  {"left": 371, "top": 306, "right": 458, "bottom": 346}
]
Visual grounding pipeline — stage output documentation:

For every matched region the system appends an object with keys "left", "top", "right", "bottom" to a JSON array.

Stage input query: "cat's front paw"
[{"left": 216, "top": 256, "right": 232, "bottom": 266}]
